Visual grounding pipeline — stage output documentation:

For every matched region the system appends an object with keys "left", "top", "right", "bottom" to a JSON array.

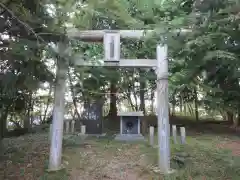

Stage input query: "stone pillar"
[
  {"left": 65, "top": 121, "right": 70, "bottom": 134},
  {"left": 48, "top": 43, "right": 68, "bottom": 171},
  {"left": 172, "top": 125, "right": 178, "bottom": 144},
  {"left": 180, "top": 127, "right": 186, "bottom": 144},
  {"left": 120, "top": 117, "right": 123, "bottom": 134},
  {"left": 149, "top": 126, "right": 154, "bottom": 146},
  {"left": 155, "top": 44, "right": 170, "bottom": 173},
  {"left": 81, "top": 125, "right": 86, "bottom": 135},
  {"left": 137, "top": 118, "right": 140, "bottom": 134},
  {"left": 71, "top": 120, "right": 75, "bottom": 134}
]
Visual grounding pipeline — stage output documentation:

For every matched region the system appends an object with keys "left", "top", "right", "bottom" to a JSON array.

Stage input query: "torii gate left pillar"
[{"left": 48, "top": 29, "right": 171, "bottom": 174}]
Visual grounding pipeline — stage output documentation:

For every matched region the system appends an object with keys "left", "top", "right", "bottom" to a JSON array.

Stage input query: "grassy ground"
[{"left": 1, "top": 132, "right": 240, "bottom": 180}]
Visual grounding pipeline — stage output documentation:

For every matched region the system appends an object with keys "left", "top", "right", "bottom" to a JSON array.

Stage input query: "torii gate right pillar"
[{"left": 155, "top": 45, "right": 171, "bottom": 173}]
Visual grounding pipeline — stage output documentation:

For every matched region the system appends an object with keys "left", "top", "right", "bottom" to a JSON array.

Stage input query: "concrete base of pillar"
[
  {"left": 47, "top": 164, "right": 65, "bottom": 172},
  {"left": 152, "top": 167, "right": 176, "bottom": 175},
  {"left": 114, "top": 134, "right": 145, "bottom": 141}
]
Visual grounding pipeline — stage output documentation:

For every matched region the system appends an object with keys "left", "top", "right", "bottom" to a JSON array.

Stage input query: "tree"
[{"left": 0, "top": 0, "right": 55, "bottom": 139}]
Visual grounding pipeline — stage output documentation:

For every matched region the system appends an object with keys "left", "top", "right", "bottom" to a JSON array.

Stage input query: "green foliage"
[
  {"left": 66, "top": 0, "right": 240, "bottom": 119},
  {"left": 2, "top": 0, "right": 240, "bottom": 124},
  {"left": 164, "top": 0, "right": 240, "bottom": 115},
  {"left": 0, "top": 0, "right": 55, "bottom": 132}
]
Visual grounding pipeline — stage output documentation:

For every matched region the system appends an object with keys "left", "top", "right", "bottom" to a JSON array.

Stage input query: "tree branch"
[{"left": 0, "top": 2, "right": 45, "bottom": 43}]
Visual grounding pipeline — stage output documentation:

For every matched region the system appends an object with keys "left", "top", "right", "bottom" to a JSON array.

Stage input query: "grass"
[
  {"left": 1, "top": 133, "right": 240, "bottom": 180},
  {"left": 142, "top": 136, "right": 240, "bottom": 179}
]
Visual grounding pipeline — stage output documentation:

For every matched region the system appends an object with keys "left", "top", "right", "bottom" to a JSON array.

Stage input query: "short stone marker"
[
  {"left": 149, "top": 126, "right": 154, "bottom": 146},
  {"left": 71, "top": 120, "right": 75, "bottom": 133},
  {"left": 65, "top": 121, "right": 70, "bottom": 134},
  {"left": 172, "top": 125, "right": 178, "bottom": 144},
  {"left": 81, "top": 125, "right": 86, "bottom": 135},
  {"left": 180, "top": 127, "right": 186, "bottom": 144}
]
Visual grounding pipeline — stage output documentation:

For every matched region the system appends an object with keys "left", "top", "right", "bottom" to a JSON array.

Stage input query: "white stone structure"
[{"left": 115, "top": 111, "right": 144, "bottom": 141}]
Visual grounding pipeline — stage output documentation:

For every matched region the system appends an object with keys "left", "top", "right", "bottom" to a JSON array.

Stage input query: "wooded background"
[{"left": 1, "top": 0, "right": 240, "bottom": 140}]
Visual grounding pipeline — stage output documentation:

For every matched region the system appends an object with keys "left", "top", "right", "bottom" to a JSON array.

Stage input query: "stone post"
[
  {"left": 71, "top": 120, "right": 75, "bottom": 134},
  {"left": 180, "top": 127, "right": 186, "bottom": 144},
  {"left": 155, "top": 44, "right": 170, "bottom": 173},
  {"left": 48, "top": 43, "right": 68, "bottom": 171},
  {"left": 149, "top": 126, "right": 154, "bottom": 146},
  {"left": 81, "top": 125, "right": 86, "bottom": 135},
  {"left": 65, "top": 121, "right": 70, "bottom": 134},
  {"left": 172, "top": 125, "right": 178, "bottom": 144}
]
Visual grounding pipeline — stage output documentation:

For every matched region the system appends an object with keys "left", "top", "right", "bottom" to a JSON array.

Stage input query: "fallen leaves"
[
  {"left": 0, "top": 133, "right": 49, "bottom": 180},
  {"left": 2, "top": 132, "right": 240, "bottom": 180}
]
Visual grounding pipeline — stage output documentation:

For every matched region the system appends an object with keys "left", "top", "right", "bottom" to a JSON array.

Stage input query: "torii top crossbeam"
[
  {"left": 67, "top": 28, "right": 190, "bottom": 67},
  {"left": 67, "top": 28, "right": 190, "bottom": 41}
]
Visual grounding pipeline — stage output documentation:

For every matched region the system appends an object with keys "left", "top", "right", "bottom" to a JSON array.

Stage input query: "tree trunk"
[
  {"left": 227, "top": 111, "right": 233, "bottom": 124},
  {"left": 0, "top": 126, "right": 3, "bottom": 155},
  {"left": 68, "top": 71, "right": 82, "bottom": 123},
  {"left": 30, "top": 97, "right": 34, "bottom": 127},
  {"left": 171, "top": 93, "right": 176, "bottom": 116},
  {"left": 236, "top": 110, "right": 240, "bottom": 127},
  {"left": 139, "top": 70, "right": 146, "bottom": 134},
  {"left": 180, "top": 96, "right": 183, "bottom": 113},
  {"left": 126, "top": 92, "right": 135, "bottom": 111},
  {"left": 0, "top": 135, "right": 3, "bottom": 155},
  {"left": 0, "top": 114, "right": 4, "bottom": 140},
  {"left": 139, "top": 72, "right": 146, "bottom": 115},
  {"left": 184, "top": 103, "right": 187, "bottom": 116},
  {"left": 132, "top": 90, "right": 139, "bottom": 111},
  {"left": 24, "top": 92, "right": 33, "bottom": 129},
  {"left": 194, "top": 87, "right": 199, "bottom": 121},
  {"left": 0, "top": 106, "right": 10, "bottom": 137},
  {"left": 172, "top": 103, "right": 175, "bottom": 116},
  {"left": 187, "top": 103, "right": 194, "bottom": 117},
  {"left": 220, "top": 110, "right": 226, "bottom": 120},
  {"left": 233, "top": 113, "right": 239, "bottom": 127},
  {"left": 150, "top": 89, "right": 154, "bottom": 113},
  {"left": 108, "top": 80, "right": 117, "bottom": 119}
]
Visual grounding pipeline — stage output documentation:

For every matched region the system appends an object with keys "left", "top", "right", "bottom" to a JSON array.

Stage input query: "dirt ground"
[
  {"left": 0, "top": 134, "right": 152, "bottom": 180},
  {"left": 1, "top": 131, "right": 240, "bottom": 180},
  {"left": 65, "top": 140, "right": 149, "bottom": 180},
  {"left": 217, "top": 140, "right": 240, "bottom": 156},
  {"left": 0, "top": 134, "right": 50, "bottom": 180}
]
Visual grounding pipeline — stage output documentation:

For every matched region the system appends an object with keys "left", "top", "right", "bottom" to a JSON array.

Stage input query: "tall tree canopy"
[{"left": 1, "top": 0, "right": 240, "bottom": 141}]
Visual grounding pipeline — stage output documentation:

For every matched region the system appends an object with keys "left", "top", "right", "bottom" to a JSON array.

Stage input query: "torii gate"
[{"left": 48, "top": 29, "right": 171, "bottom": 174}]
